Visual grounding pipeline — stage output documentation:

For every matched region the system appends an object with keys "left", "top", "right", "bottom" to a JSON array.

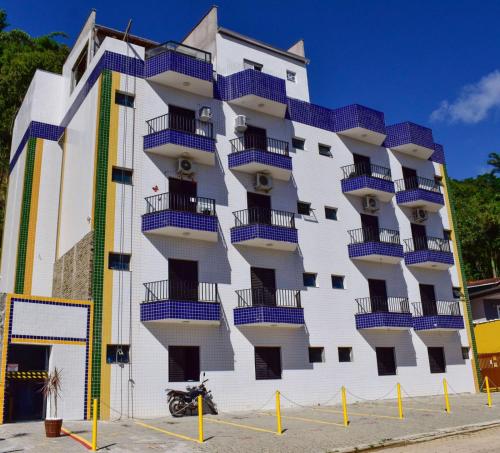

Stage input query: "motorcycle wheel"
[{"left": 169, "top": 397, "right": 186, "bottom": 417}]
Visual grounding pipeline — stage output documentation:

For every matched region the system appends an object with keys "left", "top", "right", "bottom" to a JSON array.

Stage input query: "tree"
[{"left": 487, "top": 152, "right": 500, "bottom": 175}]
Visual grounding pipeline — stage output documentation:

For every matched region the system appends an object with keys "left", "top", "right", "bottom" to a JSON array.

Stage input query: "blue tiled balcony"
[
  {"left": 384, "top": 122, "right": 435, "bottom": 160},
  {"left": 143, "top": 113, "right": 216, "bottom": 165},
  {"left": 341, "top": 163, "right": 395, "bottom": 202},
  {"left": 230, "top": 208, "right": 298, "bottom": 251},
  {"left": 404, "top": 237, "right": 454, "bottom": 270},
  {"left": 217, "top": 69, "right": 287, "bottom": 117},
  {"left": 348, "top": 227, "right": 404, "bottom": 264},
  {"left": 355, "top": 297, "right": 413, "bottom": 330},
  {"left": 142, "top": 193, "right": 218, "bottom": 242},
  {"left": 140, "top": 280, "right": 220, "bottom": 325},
  {"left": 233, "top": 288, "right": 304, "bottom": 327},
  {"left": 228, "top": 136, "right": 292, "bottom": 181},
  {"left": 333, "top": 104, "right": 387, "bottom": 145},
  {"left": 412, "top": 301, "right": 464, "bottom": 331},
  {"left": 144, "top": 41, "right": 213, "bottom": 97},
  {"left": 395, "top": 176, "right": 444, "bottom": 212}
]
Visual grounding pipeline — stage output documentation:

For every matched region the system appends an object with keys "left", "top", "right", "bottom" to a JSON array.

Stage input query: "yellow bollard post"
[
  {"left": 198, "top": 395, "right": 204, "bottom": 443},
  {"left": 397, "top": 383, "right": 403, "bottom": 420},
  {"left": 341, "top": 386, "right": 348, "bottom": 427},
  {"left": 443, "top": 378, "right": 450, "bottom": 413},
  {"left": 486, "top": 376, "right": 492, "bottom": 408},
  {"left": 91, "top": 398, "right": 98, "bottom": 451},
  {"left": 275, "top": 391, "right": 282, "bottom": 435}
]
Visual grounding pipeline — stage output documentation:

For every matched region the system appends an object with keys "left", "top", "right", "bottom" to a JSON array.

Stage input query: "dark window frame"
[
  {"left": 318, "top": 143, "right": 332, "bottom": 157},
  {"left": 108, "top": 252, "right": 131, "bottom": 271},
  {"left": 115, "top": 91, "right": 135, "bottom": 108},
  {"left": 461, "top": 347, "right": 470, "bottom": 360},
  {"left": 72, "top": 44, "right": 88, "bottom": 91},
  {"left": 112, "top": 166, "right": 133, "bottom": 185},
  {"left": 286, "top": 70, "right": 296, "bottom": 82},
  {"left": 255, "top": 347, "right": 282, "bottom": 380},
  {"left": 325, "top": 207, "right": 338, "bottom": 220},
  {"left": 428, "top": 347, "right": 446, "bottom": 374},
  {"left": 168, "top": 346, "right": 200, "bottom": 382},
  {"left": 338, "top": 347, "right": 353, "bottom": 363},
  {"left": 443, "top": 229, "right": 452, "bottom": 241},
  {"left": 308, "top": 347, "right": 325, "bottom": 363},
  {"left": 452, "top": 287, "right": 462, "bottom": 299},
  {"left": 292, "top": 137, "right": 305, "bottom": 150},
  {"left": 303, "top": 272, "right": 317, "bottom": 288},
  {"left": 297, "top": 201, "right": 312, "bottom": 216},
  {"left": 331, "top": 275, "right": 345, "bottom": 289},
  {"left": 106, "top": 344, "right": 130, "bottom": 364},
  {"left": 376, "top": 347, "right": 397, "bottom": 376},
  {"left": 243, "top": 59, "right": 263, "bottom": 71}
]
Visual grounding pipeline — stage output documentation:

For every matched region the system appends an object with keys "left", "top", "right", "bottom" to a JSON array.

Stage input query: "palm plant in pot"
[{"left": 41, "top": 367, "right": 63, "bottom": 437}]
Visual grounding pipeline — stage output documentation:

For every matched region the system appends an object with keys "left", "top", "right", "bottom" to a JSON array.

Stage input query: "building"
[
  {"left": 469, "top": 278, "right": 500, "bottom": 389},
  {"left": 0, "top": 7, "right": 479, "bottom": 422}
]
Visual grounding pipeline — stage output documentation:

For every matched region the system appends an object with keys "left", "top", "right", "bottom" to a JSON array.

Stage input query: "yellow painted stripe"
[
  {"left": 206, "top": 417, "right": 278, "bottom": 434},
  {"left": 86, "top": 301, "right": 94, "bottom": 420},
  {"left": 135, "top": 421, "right": 200, "bottom": 443},
  {"left": 261, "top": 411, "right": 344, "bottom": 427},
  {"left": 11, "top": 338, "right": 86, "bottom": 346},
  {"left": 55, "top": 132, "right": 67, "bottom": 259},
  {"left": 0, "top": 295, "right": 12, "bottom": 424},
  {"left": 403, "top": 406, "right": 444, "bottom": 413},
  {"left": 61, "top": 427, "right": 93, "bottom": 449},
  {"left": 9, "top": 293, "right": 92, "bottom": 305},
  {"left": 315, "top": 407, "right": 400, "bottom": 420}
]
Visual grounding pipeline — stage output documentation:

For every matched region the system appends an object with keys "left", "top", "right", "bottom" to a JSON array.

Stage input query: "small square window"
[
  {"left": 286, "top": 70, "right": 296, "bottom": 82},
  {"left": 443, "top": 229, "right": 452, "bottom": 241},
  {"left": 297, "top": 201, "right": 311, "bottom": 216},
  {"left": 108, "top": 253, "right": 131, "bottom": 271},
  {"left": 331, "top": 275, "right": 345, "bottom": 289},
  {"left": 461, "top": 347, "right": 470, "bottom": 360},
  {"left": 308, "top": 347, "right": 324, "bottom": 363},
  {"left": 325, "top": 207, "right": 338, "bottom": 220},
  {"left": 338, "top": 347, "right": 352, "bottom": 363},
  {"left": 106, "top": 344, "right": 130, "bottom": 364},
  {"left": 452, "top": 287, "right": 462, "bottom": 299},
  {"left": 318, "top": 144, "right": 332, "bottom": 157},
  {"left": 112, "top": 166, "right": 133, "bottom": 185},
  {"left": 244, "top": 59, "right": 263, "bottom": 71},
  {"left": 115, "top": 91, "right": 135, "bottom": 107},
  {"left": 434, "top": 175, "right": 443, "bottom": 186},
  {"left": 303, "top": 273, "right": 317, "bottom": 288},
  {"left": 292, "top": 137, "right": 305, "bottom": 150}
]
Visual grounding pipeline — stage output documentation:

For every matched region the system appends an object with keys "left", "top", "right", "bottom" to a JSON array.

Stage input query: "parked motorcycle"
[{"left": 166, "top": 373, "right": 218, "bottom": 417}]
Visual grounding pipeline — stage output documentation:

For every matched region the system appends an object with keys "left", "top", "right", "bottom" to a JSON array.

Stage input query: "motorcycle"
[{"left": 166, "top": 373, "right": 218, "bottom": 417}]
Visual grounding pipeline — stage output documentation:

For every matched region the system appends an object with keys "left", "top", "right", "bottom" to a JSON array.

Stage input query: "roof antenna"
[{"left": 123, "top": 19, "right": 132, "bottom": 41}]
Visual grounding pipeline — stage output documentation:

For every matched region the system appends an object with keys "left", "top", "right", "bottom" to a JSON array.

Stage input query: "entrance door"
[
  {"left": 353, "top": 153, "right": 371, "bottom": 176},
  {"left": 168, "top": 105, "right": 195, "bottom": 134},
  {"left": 411, "top": 223, "right": 427, "bottom": 251},
  {"left": 402, "top": 167, "right": 418, "bottom": 190},
  {"left": 247, "top": 192, "right": 272, "bottom": 225},
  {"left": 361, "top": 213, "right": 380, "bottom": 242},
  {"left": 419, "top": 284, "right": 437, "bottom": 316},
  {"left": 368, "top": 279, "right": 388, "bottom": 312},
  {"left": 169, "top": 178, "right": 197, "bottom": 212},
  {"left": 251, "top": 267, "right": 276, "bottom": 307},
  {"left": 169, "top": 259, "right": 198, "bottom": 301},
  {"left": 244, "top": 125, "right": 267, "bottom": 151}
]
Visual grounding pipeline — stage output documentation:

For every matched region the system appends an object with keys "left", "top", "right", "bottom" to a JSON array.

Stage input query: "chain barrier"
[
  {"left": 279, "top": 388, "right": 342, "bottom": 410},
  {"left": 345, "top": 385, "right": 397, "bottom": 403}
]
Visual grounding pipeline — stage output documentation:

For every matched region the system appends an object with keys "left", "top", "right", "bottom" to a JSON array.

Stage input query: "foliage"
[
  {"left": 488, "top": 152, "right": 500, "bottom": 175},
  {"left": 40, "top": 367, "right": 62, "bottom": 419}
]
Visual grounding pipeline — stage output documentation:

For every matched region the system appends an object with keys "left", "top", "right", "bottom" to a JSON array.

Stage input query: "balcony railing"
[
  {"left": 356, "top": 297, "right": 411, "bottom": 314},
  {"left": 146, "top": 40, "right": 212, "bottom": 63},
  {"left": 348, "top": 227, "right": 401, "bottom": 245},
  {"left": 404, "top": 236, "right": 451, "bottom": 253},
  {"left": 229, "top": 136, "right": 289, "bottom": 156},
  {"left": 143, "top": 279, "right": 219, "bottom": 303},
  {"left": 395, "top": 176, "right": 442, "bottom": 193},
  {"left": 145, "top": 193, "right": 216, "bottom": 216},
  {"left": 233, "top": 208, "right": 295, "bottom": 228},
  {"left": 412, "top": 300, "right": 461, "bottom": 317},
  {"left": 146, "top": 113, "right": 214, "bottom": 138},
  {"left": 341, "top": 163, "right": 392, "bottom": 181},
  {"left": 236, "top": 288, "right": 302, "bottom": 308}
]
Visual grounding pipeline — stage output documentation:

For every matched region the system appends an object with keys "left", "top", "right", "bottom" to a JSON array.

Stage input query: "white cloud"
[{"left": 430, "top": 70, "right": 500, "bottom": 124}]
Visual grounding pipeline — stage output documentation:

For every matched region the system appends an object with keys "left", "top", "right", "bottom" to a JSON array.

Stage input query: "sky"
[{"left": 4, "top": 0, "right": 500, "bottom": 179}]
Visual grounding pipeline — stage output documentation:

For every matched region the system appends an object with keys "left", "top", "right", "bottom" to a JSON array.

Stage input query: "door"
[
  {"left": 169, "top": 259, "right": 198, "bottom": 301},
  {"left": 419, "top": 284, "right": 437, "bottom": 316},
  {"left": 247, "top": 192, "right": 272, "bottom": 225},
  {"left": 361, "top": 213, "right": 380, "bottom": 242},
  {"left": 169, "top": 105, "right": 195, "bottom": 133},
  {"left": 411, "top": 223, "right": 427, "bottom": 251},
  {"left": 368, "top": 279, "right": 388, "bottom": 312},
  {"left": 402, "top": 167, "right": 418, "bottom": 190},
  {"left": 244, "top": 125, "right": 267, "bottom": 151},
  {"left": 169, "top": 178, "right": 197, "bottom": 212},
  {"left": 251, "top": 267, "right": 276, "bottom": 307},
  {"left": 353, "top": 153, "right": 371, "bottom": 176}
]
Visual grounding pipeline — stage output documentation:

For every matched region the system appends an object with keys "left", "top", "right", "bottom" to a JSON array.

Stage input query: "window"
[
  {"left": 434, "top": 175, "right": 443, "bottom": 186},
  {"left": 108, "top": 253, "right": 131, "bottom": 271},
  {"left": 331, "top": 275, "right": 345, "bottom": 289},
  {"left": 461, "top": 347, "right": 470, "bottom": 360},
  {"left": 338, "top": 347, "right": 352, "bottom": 363},
  {"left": 72, "top": 45, "right": 88, "bottom": 90},
  {"left": 452, "top": 287, "right": 462, "bottom": 299},
  {"left": 106, "top": 345, "right": 130, "bottom": 364},
  {"left": 376, "top": 347, "right": 396, "bottom": 376},
  {"left": 443, "top": 229, "right": 452, "bottom": 241},
  {"left": 115, "top": 91, "right": 135, "bottom": 108},
  {"left": 428, "top": 347, "right": 446, "bottom": 373},
  {"left": 169, "top": 346, "right": 200, "bottom": 382},
  {"left": 308, "top": 347, "right": 324, "bottom": 363},
  {"left": 286, "top": 70, "right": 296, "bottom": 82},
  {"left": 325, "top": 207, "right": 338, "bottom": 220},
  {"left": 318, "top": 144, "right": 332, "bottom": 157},
  {"left": 255, "top": 347, "right": 281, "bottom": 380},
  {"left": 303, "top": 273, "right": 317, "bottom": 288},
  {"left": 292, "top": 137, "right": 305, "bottom": 150},
  {"left": 243, "top": 59, "right": 263, "bottom": 71},
  {"left": 112, "top": 166, "right": 133, "bottom": 185},
  {"left": 297, "top": 201, "right": 312, "bottom": 216}
]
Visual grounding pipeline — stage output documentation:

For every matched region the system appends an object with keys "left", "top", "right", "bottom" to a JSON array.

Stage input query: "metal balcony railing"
[
  {"left": 143, "top": 279, "right": 219, "bottom": 303},
  {"left": 356, "top": 297, "right": 411, "bottom": 314},
  {"left": 394, "top": 176, "right": 442, "bottom": 193},
  {"left": 348, "top": 227, "right": 401, "bottom": 245},
  {"left": 403, "top": 236, "right": 451, "bottom": 253},
  {"left": 145, "top": 193, "right": 216, "bottom": 216},
  {"left": 341, "top": 163, "right": 392, "bottom": 181},
  {"left": 146, "top": 40, "right": 212, "bottom": 63},
  {"left": 236, "top": 288, "right": 302, "bottom": 308},
  {"left": 229, "top": 136, "right": 289, "bottom": 156},
  {"left": 412, "top": 300, "right": 461, "bottom": 317},
  {"left": 146, "top": 113, "right": 214, "bottom": 138},
  {"left": 233, "top": 208, "right": 295, "bottom": 228}
]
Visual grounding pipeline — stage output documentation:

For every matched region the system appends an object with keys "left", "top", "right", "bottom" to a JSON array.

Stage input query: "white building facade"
[{"left": 0, "top": 8, "right": 480, "bottom": 422}]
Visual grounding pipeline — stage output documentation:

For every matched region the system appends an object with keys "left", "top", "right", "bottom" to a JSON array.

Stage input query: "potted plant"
[{"left": 41, "top": 367, "right": 63, "bottom": 437}]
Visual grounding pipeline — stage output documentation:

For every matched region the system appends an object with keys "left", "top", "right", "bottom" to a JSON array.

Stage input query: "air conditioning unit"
[
  {"left": 234, "top": 115, "right": 247, "bottom": 132},
  {"left": 362, "top": 195, "right": 379, "bottom": 212},
  {"left": 198, "top": 106, "right": 212, "bottom": 122},
  {"left": 255, "top": 173, "right": 273, "bottom": 192},
  {"left": 177, "top": 158, "right": 195, "bottom": 176},
  {"left": 413, "top": 208, "right": 428, "bottom": 223}
]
